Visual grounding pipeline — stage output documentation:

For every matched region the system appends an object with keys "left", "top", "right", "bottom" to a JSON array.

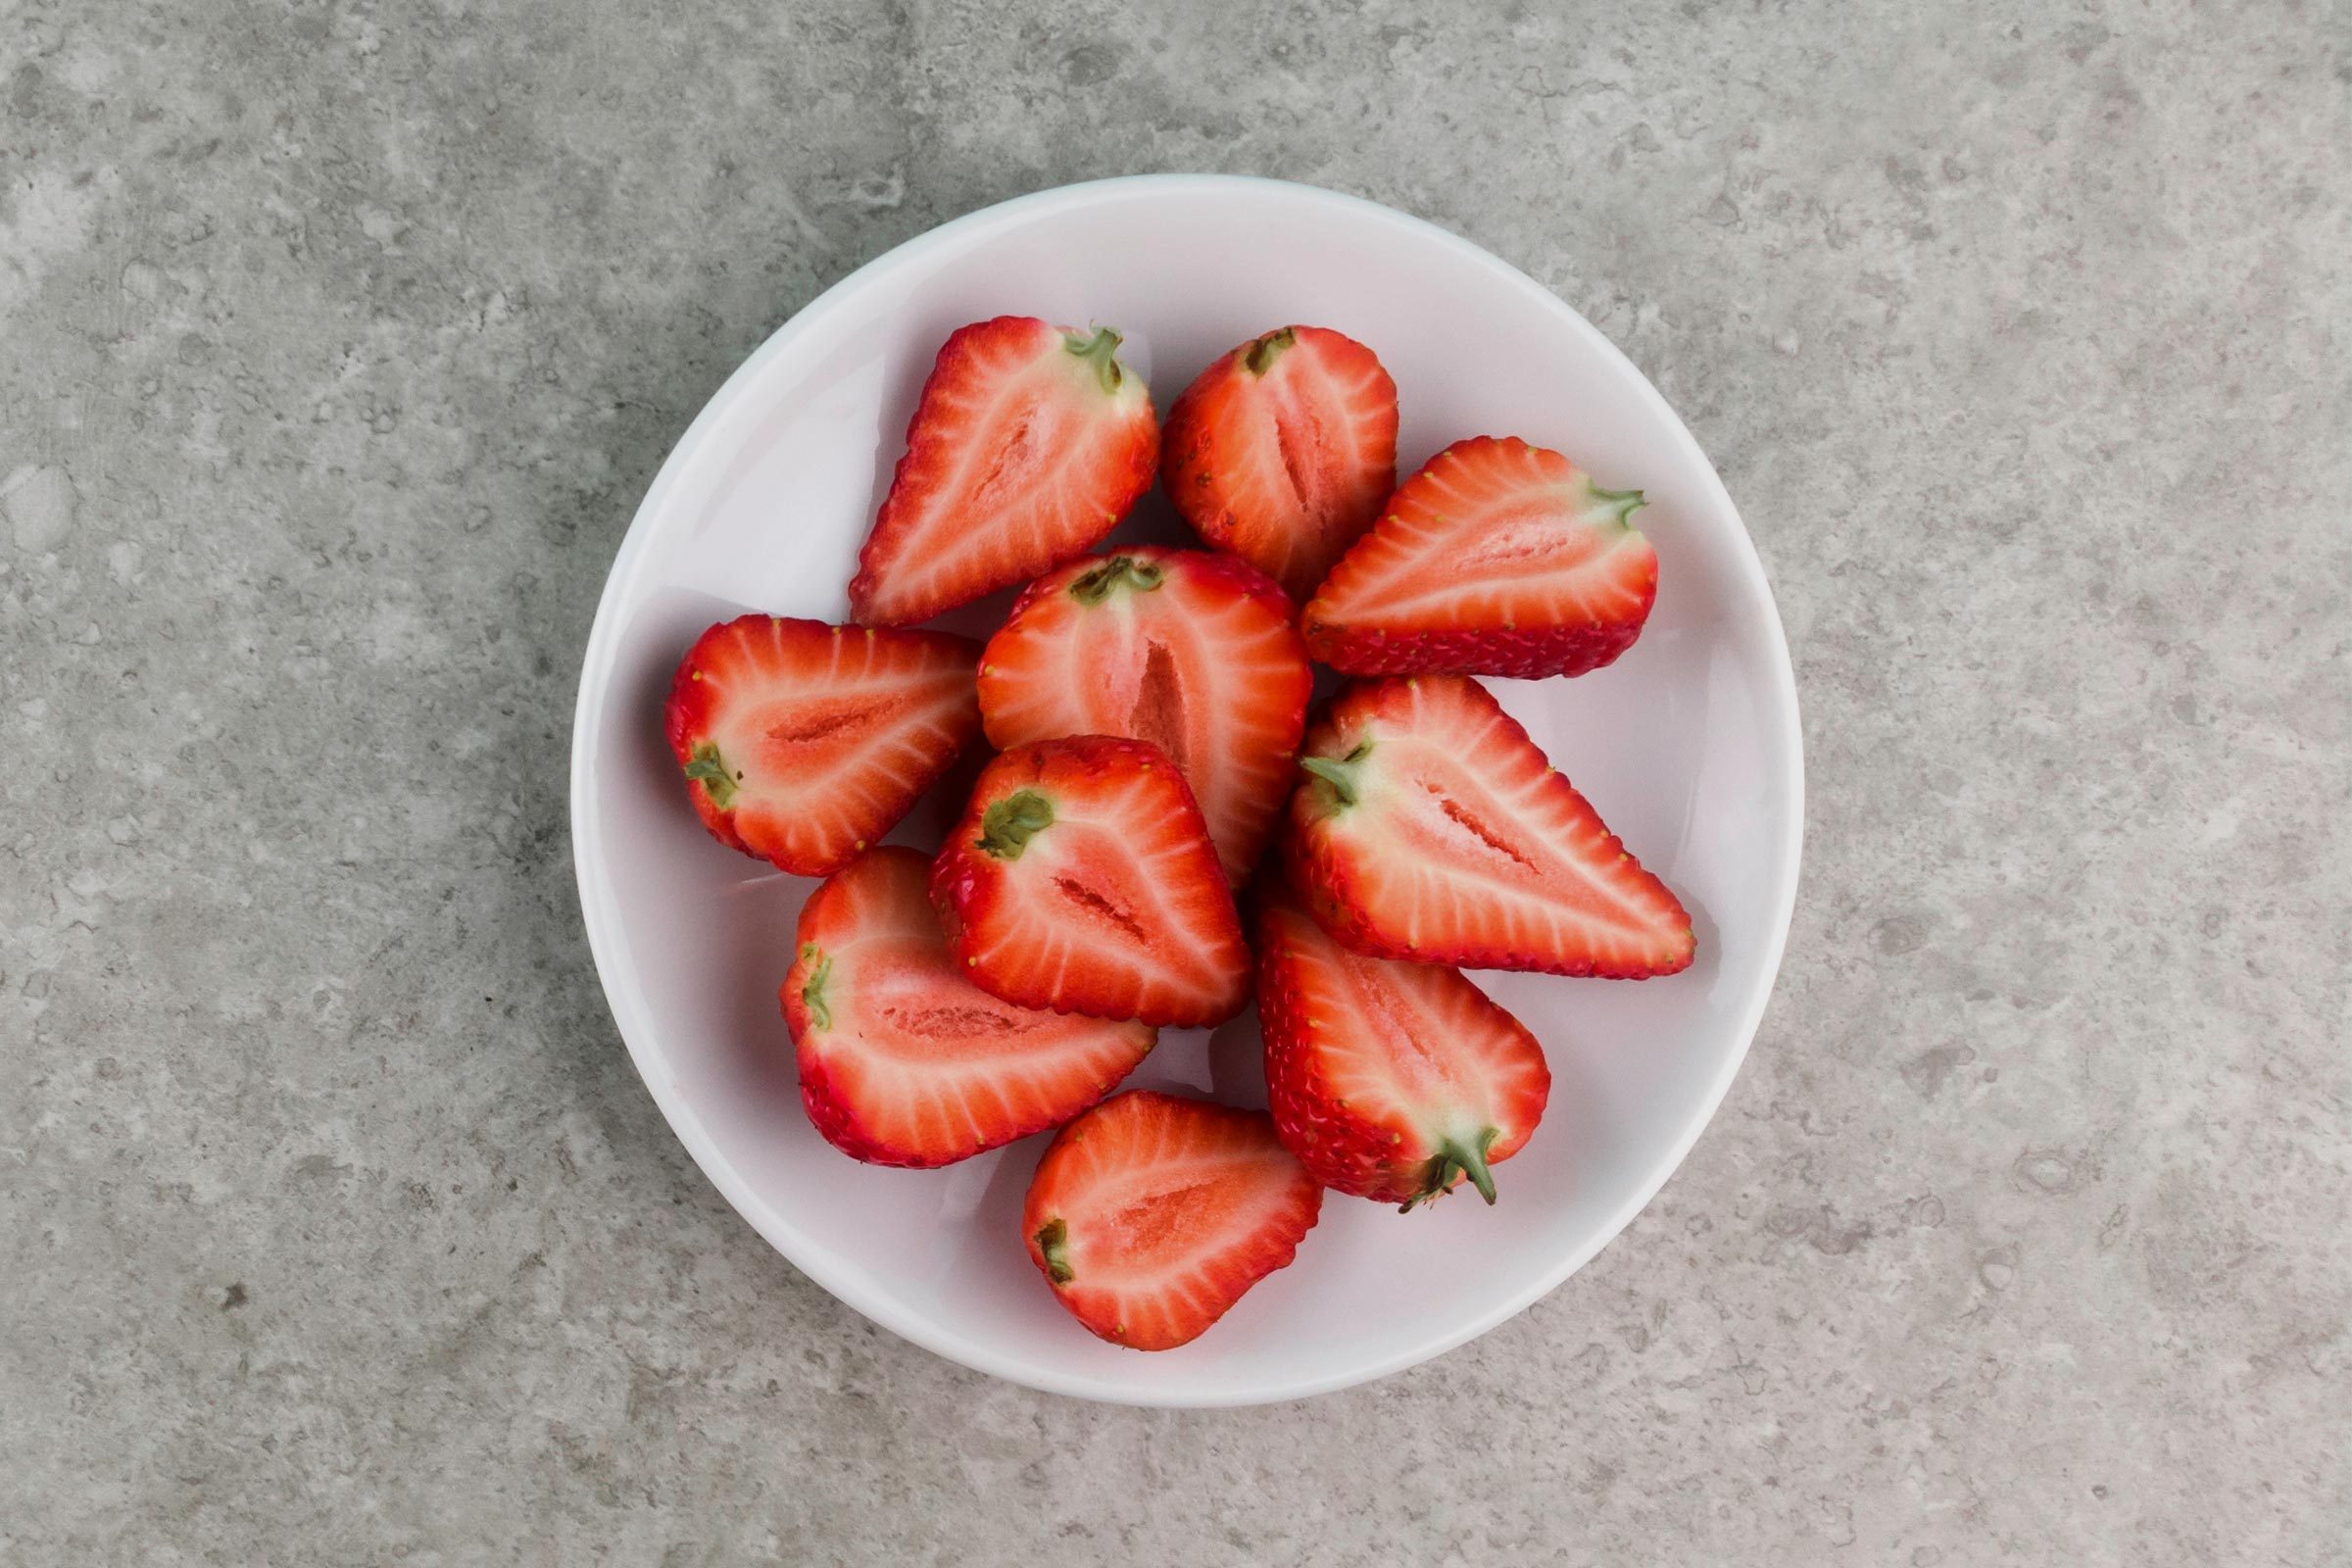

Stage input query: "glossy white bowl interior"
[{"left": 570, "top": 174, "right": 1802, "bottom": 1406}]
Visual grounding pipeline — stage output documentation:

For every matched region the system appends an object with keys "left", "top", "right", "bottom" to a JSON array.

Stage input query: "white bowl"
[{"left": 570, "top": 174, "right": 1802, "bottom": 1406}]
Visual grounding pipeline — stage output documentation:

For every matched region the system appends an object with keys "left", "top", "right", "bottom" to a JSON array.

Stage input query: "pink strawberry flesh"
[
  {"left": 663, "top": 615, "right": 981, "bottom": 876},
  {"left": 784, "top": 847, "right": 1155, "bottom": 1167},
  {"left": 1303, "top": 436, "right": 1658, "bottom": 679},
  {"left": 977, "top": 546, "right": 1310, "bottom": 884},
  {"left": 1282, "top": 675, "right": 1695, "bottom": 977},
  {"left": 851, "top": 317, "right": 1158, "bottom": 627},
  {"left": 1021, "top": 1090, "right": 1322, "bottom": 1350}
]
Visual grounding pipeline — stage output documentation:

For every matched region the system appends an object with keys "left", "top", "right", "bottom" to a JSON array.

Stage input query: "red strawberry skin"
[
  {"left": 1021, "top": 1090, "right": 1323, "bottom": 1350},
  {"left": 1255, "top": 891, "right": 1550, "bottom": 1208},
  {"left": 1303, "top": 436, "right": 1659, "bottom": 679},
  {"left": 1282, "top": 675, "right": 1695, "bottom": 978},
  {"left": 664, "top": 615, "right": 981, "bottom": 876},
  {"left": 783, "top": 848, "right": 1155, "bottom": 1168},
  {"left": 977, "top": 547, "right": 1311, "bottom": 885},
  {"left": 851, "top": 317, "right": 1158, "bottom": 627},
  {"left": 1162, "top": 326, "right": 1397, "bottom": 603},
  {"left": 931, "top": 736, "right": 1250, "bottom": 1027}
]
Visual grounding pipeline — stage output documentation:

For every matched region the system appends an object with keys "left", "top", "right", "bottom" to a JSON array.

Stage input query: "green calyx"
[
  {"left": 1298, "top": 741, "right": 1374, "bottom": 809},
  {"left": 683, "top": 742, "right": 740, "bottom": 808},
  {"left": 1242, "top": 327, "right": 1296, "bottom": 375},
  {"left": 1588, "top": 483, "right": 1647, "bottom": 527},
  {"left": 1064, "top": 326, "right": 1127, "bottom": 396},
  {"left": 1035, "top": 1218, "right": 1074, "bottom": 1284},
  {"left": 1069, "top": 554, "right": 1164, "bottom": 605},
  {"left": 977, "top": 790, "right": 1054, "bottom": 859},
  {"left": 1400, "top": 1127, "right": 1502, "bottom": 1213},
  {"left": 798, "top": 944, "right": 833, "bottom": 1031}
]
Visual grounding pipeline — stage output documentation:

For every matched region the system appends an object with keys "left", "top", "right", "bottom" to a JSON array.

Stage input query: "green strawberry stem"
[
  {"left": 683, "top": 742, "right": 739, "bottom": 808},
  {"left": 1064, "top": 326, "right": 1126, "bottom": 395},
  {"left": 1445, "top": 1128, "right": 1501, "bottom": 1204},
  {"left": 1243, "top": 327, "right": 1296, "bottom": 375},
  {"left": 1298, "top": 742, "right": 1374, "bottom": 808},
  {"left": 1070, "top": 554, "right": 1164, "bottom": 605},
  {"left": 977, "top": 790, "right": 1054, "bottom": 859},
  {"left": 1403, "top": 1127, "right": 1502, "bottom": 1212},
  {"left": 798, "top": 944, "right": 833, "bottom": 1031},
  {"left": 1035, "top": 1218, "right": 1075, "bottom": 1283},
  {"left": 1588, "top": 483, "right": 1647, "bottom": 526}
]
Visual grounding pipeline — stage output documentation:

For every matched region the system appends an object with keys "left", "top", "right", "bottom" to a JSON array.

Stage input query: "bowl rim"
[{"left": 568, "top": 172, "right": 1805, "bottom": 1406}]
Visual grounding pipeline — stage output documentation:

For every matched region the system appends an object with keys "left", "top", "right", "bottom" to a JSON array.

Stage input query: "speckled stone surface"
[{"left": 4, "top": 1, "right": 2346, "bottom": 1561}]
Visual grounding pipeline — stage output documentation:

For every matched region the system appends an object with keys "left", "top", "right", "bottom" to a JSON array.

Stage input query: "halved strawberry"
[
  {"left": 1021, "top": 1090, "right": 1322, "bottom": 1350},
  {"left": 783, "top": 847, "right": 1156, "bottom": 1167},
  {"left": 930, "top": 735, "right": 1250, "bottom": 1027},
  {"left": 1255, "top": 889, "right": 1551, "bottom": 1209},
  {"left": 976, "top": 547, "right": 1311, "bottom": 885},
  {"left": 1161, "top": 325, "right": 1397, "bottom": 603},
  {"left": 850, "top": 317, "right": 1158, "bottom": 627},
  {"left": 664, "top": 615, "right": 982, "bottom": 876},
  {"left": 1283, "top": 675, "right": 1695, "bottom": 977},
  {"left": 1303, "top": 436, "right": 1658, "bottom": 679}
]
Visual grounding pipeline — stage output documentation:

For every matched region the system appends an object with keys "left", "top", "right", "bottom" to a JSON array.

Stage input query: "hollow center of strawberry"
[
  {"left": 1123, "top": 641, "right": 1190, "bottom": 773},
  {"left": 1449, "top": 484, "right": 1648, "bottom": 574},
  {"left": 1096, "top": 1175, "right": 1227, "bottom": 1266},
  {"left": 1052, "top": 875, "right": 1147, "bottom": 942},
  {"left": 1423, "top": 785, "right": 1537, "bottom": 869}
]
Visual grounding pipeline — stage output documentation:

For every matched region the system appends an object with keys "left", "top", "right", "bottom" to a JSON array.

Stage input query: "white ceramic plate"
[{"left": 571, "top": 174, "right": 1801, "bottom": 1406}]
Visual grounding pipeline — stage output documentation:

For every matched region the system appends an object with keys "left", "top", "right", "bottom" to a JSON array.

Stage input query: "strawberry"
[
  {"left": 1160, "top": 325, "right": 1397, "bottom": 603},
  {"left": 1021, "top": 1090, "right": 1322, "bottom": 1350},
  {"left": 664, "top": 614, "right": 982, "bottom": 876},
  {"left": 1255, "top": 889, "right": 1551, "bottom": 1209},
  {"left": 850, "top": 317, "right": 1158, "bottom": 627},
  {"left": 1302, "top": 436, "right": 1658, "bottom": 679},
  {"left": 1283, "top": 675, "right": 1695, "bottom": 977},
  {"left": 783, "top": 847, "right": 1156, "bottom": 1167},
  {"left": 976, "top": 547, "right": 1312, "bottom": 885},
  {"left": 930, "top": 735, "right": 1250, "bottom": 1027}
]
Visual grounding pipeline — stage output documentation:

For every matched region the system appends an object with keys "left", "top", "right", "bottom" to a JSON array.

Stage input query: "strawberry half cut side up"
[
  {"left": 1303, "top": 436, "right": 1659, "bottom": 679},
  {"left": 1255, "top": 888, "right": 1550, "bottom": 1209},
  {"left": 1281, "top": 675, "right": 1696, "bottom": 977},
  {"left": 977, "top": 546, "right": 1312, "bottom": 885},
  {"left": 850, "top": 317, "right": 1159, "bottom": 627},
  {"left": 931, "top": 736, "right": 1250, "bottom": 1027},
  {"left": 664, "top": 614, "right": 982, "bottom": 876},
  {"left": 783, "top": 847, "right": 1156, "bottom": 1167},
  {"left": 1021, "top": 1090, "right": 1323, "bottom": 1350},
  {"left": 1161, "top": 325, "right": 1397, "bottom": 604}
]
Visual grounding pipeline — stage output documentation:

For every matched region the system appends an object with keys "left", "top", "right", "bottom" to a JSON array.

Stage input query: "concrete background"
[{"left": 4, "top": 1, "right": 2346, "bottom": 1562}]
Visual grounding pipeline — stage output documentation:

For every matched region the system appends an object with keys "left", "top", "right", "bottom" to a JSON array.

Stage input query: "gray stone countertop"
[{"left": 4, "top": 2, "right": 2345, "bottom": 1562}]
